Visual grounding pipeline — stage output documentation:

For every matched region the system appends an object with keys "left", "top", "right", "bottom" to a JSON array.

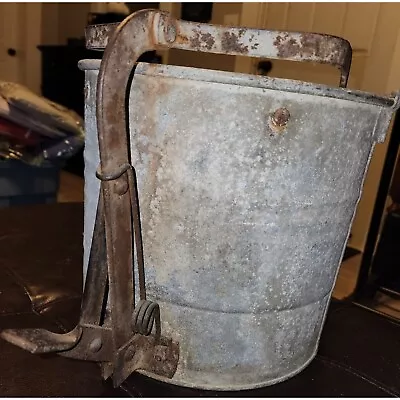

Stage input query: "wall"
[
  {"left": 0, "top": 3, "right": 26, "bottom": 84},
  {"left": 58, "top": 3, "right": 91, "bottom": 44},
  {"left": 23, "top": 3, "right": 42, "bottom": 95},
  {"left": 0, "top": 3, "right": 42, "bottom": 94},
  {"left": 41, "top": 3, "right": 91, "bottom": 45},
  {"left": 349, "top": 3, "right": 400, "bottom": 251},
  {"left": 41, "top": 3, "right": 60, "bottom": 45}
]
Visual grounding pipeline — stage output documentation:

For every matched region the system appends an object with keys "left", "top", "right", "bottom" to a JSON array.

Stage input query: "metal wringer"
[{"left": 2, "top": 9, "right": 399, "bottom": 391}]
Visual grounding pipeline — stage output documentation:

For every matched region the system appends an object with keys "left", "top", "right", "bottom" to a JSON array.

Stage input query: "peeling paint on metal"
[{"left": 221, "top": 31, "right": 249, "bottom": 53}]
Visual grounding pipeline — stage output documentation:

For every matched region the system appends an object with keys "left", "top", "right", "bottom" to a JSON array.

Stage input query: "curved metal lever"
[
  {"left": 0, "top": 196, "right": 106, "bottom": 357},
  {"left": 0, "top": 326, "right": 82, "bottom": 354},
  {"left": 0, "top": 12, "right": 183, "bottom": 386}
]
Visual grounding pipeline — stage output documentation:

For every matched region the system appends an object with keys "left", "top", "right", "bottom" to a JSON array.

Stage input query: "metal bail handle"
[{"left": 87, "top": 9, "right": 353, "bottom": 88}]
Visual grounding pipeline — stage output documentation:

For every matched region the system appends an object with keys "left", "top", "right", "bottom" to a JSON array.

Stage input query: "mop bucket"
[{"left": 2, "top": 9, "right": 399, "bottom": 392}]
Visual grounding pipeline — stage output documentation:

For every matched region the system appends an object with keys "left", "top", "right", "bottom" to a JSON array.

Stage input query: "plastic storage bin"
[{"left": 0, "top": 159, "right": 60, "bottom": 207}]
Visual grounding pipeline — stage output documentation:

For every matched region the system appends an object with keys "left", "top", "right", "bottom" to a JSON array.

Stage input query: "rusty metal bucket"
[{"left": 2, "top": 9, "right": 399, "bottom": 392}]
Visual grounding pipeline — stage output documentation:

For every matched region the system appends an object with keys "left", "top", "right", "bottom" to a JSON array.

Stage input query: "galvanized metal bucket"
[
  {"left": 78, "top": 10, "right": 399, "bottom": 390},
  {"left": 2, "top": 9, "right": 399, "bottom": 392}
]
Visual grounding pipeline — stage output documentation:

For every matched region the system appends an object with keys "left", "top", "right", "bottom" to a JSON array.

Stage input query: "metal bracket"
[{"left": 1, "top": 326, "right": 83, "bottom": 354}]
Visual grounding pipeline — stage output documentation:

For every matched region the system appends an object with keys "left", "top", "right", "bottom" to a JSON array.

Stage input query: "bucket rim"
[{"left": 78, "top": 59, "right": 398, "bottom": 109}]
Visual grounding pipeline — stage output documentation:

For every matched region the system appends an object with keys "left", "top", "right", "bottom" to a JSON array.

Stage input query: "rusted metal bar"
[
  {"left": 86, "top": 11, "right": 352, "bottom": 87},
  {"left": 79, "top": 192, "right": 107, "bottom": 325},
  {"left": 128, "top": 167, "right": 146, "bottom": 302},
  {"left": 0, "top": 196, "right": 107, "bottom": 356},
  {"left": 95, "top": 11, "right": 153, "bottom": 353},
  {"left": 0, "top": 326, "right": 82, "bottom": 354}
]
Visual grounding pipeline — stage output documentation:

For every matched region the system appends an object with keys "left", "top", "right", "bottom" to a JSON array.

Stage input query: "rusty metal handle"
[{"left": 86, "top": 9, "right": 352, "bottom": 87}]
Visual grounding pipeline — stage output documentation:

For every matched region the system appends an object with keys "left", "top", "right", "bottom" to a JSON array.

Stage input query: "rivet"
[
  {"left": 114, "top": 176, "right": 129, "bottom": 195},
  {"left": 164, "top": 22, "right": 177, "bottom": 43},
  {"left": 271, "top": 108, "right": 290, "bottom": 126},
  {"left": 125, "top": 344, "right": 137, "bottom": 361},
  {"left": 268, "top": 107, "right": 290, "bottom": 134},
  {"left": 89, "top": 338, "right": 102, "bottom": 353},
  {"left": 153, "top": 346, "right": 167, "bottom": 362}
]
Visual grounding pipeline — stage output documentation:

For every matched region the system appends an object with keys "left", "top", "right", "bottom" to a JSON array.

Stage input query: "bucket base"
[{"left": 136, "top": 344, "right": 318, "bottom": 391}]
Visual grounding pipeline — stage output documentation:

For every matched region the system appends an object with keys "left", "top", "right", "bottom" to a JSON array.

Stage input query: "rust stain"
[
  {"left": 273, "top": 33, "right": 345, "bottom": 67},
  {"left": 201, "top": 32, "right": 215, "bottom": 50},
  {"left": 137, "top": 78, "right": 170, "bottom": 233},
  {"left": 153, "top": 77, "right": 170, "bottom": 97},
  {"left": 190, "top": 29, "right": 202, "bottom": 48},
  {"left": 175, "top": 33, "right": 189, "bottom": 45},
  {"left": 268, "top": 108, "right": 290, "bottom": 135},
  {"left": 273, "top": 34, "right": 301, "bottom": 58},
  {"left": 172, "top": 23, "right": 189, "bottom": 46},
  {"left": 104, "top": 91, "right": 124, "bottom": 150},
  {"left": 271, "top": 108, "right": 290, "bottom": 127},
  {"left": 86, "top": 23, "right": 117, "bottom": 50},
  {"left": 163, "top": 18, "right": 177, "bottom": 43},
  {"left": 188, "top": 29, "right": 215, "bottom": 50},
  {"left": 221, "top": 31, "right": 248, "bottom": 54}
]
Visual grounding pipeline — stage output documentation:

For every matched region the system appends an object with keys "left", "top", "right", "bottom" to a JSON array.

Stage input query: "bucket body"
[{"left": 80, "top": 59, "right": 397, "bottom": 390}]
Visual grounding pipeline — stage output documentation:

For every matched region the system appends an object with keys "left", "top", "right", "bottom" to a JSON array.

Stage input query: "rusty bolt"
[
  {"left": 271, "top": 108, "right": 290, "bottom": 127},
  {"left": 153, "top": 346, "right": 168, "bottom": 363},
  {"left": 89, "top": 338, "right": 102, "bottom": 353},
  {"left": 268, "top": 107, "right": 290, "bottom": 134},
  {"left": 114, "top": 176, "right": 129, "bottom": 195},
  {"left": 164, "top": 22, "right": 177, "bottom": 44},
  {"left": 124, "top": 344, "right": 137, "bottom": 361}
]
